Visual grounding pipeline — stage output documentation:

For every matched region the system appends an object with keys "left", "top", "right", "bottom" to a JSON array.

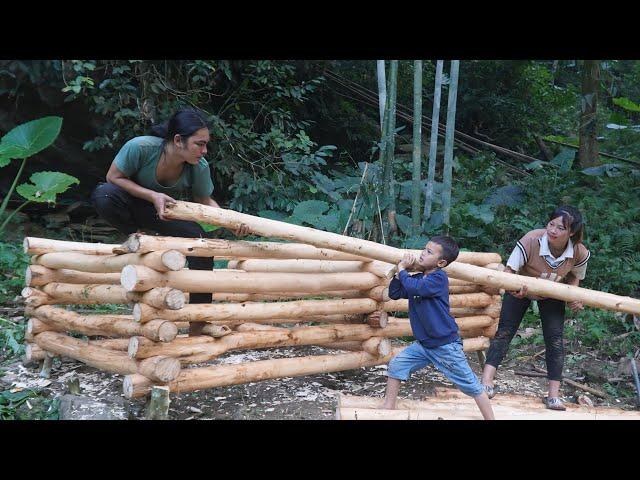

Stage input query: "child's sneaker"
[
  {"left": 482, "top": 384, "right": 495, "bottom": 399},
  {"left": 543, "top": 396, "right": 566, "bottom": 411}
]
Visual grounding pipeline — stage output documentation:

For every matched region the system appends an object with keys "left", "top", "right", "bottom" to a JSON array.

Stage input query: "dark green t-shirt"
[{"left": 114, "top": 136, "right": 214, "bottom": 199}]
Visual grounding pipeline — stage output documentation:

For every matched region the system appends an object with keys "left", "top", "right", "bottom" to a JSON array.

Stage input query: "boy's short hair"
[{"left": 430, "top": 235, "right": 459, "bottom": 266}]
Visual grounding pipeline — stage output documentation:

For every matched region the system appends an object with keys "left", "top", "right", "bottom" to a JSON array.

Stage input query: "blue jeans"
[{"left": 387, "top": 340, "right": 484, "bottom": 397}]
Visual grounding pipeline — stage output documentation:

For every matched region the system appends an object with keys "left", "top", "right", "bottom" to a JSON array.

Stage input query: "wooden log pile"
[{"left": 21, "top": 232, "right": 502, "bottom": 400}]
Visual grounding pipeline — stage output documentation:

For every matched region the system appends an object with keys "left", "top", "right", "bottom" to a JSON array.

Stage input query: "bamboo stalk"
[
  {"left": 34, "top": 331, "right": 181, "bottom": 382},
  {"left": 133, "top": 298, "right": 380, "bottom": 323},
  {"left": 121, "top": 265, "right": 383, "bottom": 294},
  {"left": 32, "top": 250, "right": 186, "bottom": 273},
  {"left": 24, "top": 237, "right": 119, "bottom": 255}
]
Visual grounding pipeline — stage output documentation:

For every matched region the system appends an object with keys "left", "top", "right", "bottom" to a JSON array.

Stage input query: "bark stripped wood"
[
  {"left": 209, "top": 289, "right": 381, "bottom": 302},
  {"left": 133, "top": 298, "right": 380, "bottom": 323},
  {"left": 33, "top": 331, "right": 181, "bottom": 382},
  {"left": 26, "top": 265, "right": 121, "bottom": 287},
  {"left": 121, "top": 265, "right": 383, "bottom": 294},
  {"left": 444, "top": 262, "right": 640, "bottom": 315},
  {"left": 201, "top": 324, "right": 232, "bottom": 337},
  {"left": 123, "top": 234, "right": 372, "bottom": 260},
  {"left": 383, "top": 292, "right": 494, "bottom": 312},
  {"left": 23, "top": 237, "right": 119, "bottom": 255},
  {"left": 32, "top": 250, "right": 186, "bottom": 273},
  {"left": 229, "top": 258, "right": 396, "bottom": 278},
  {"left": 123, "top": 337, "right": 489, "bottom": 398},
  {"left": 366, "top": 310, "right": 388, "bottom": 328},
  {"left": 24, "top": 343, "right": 46, "bottom": 363},
  {"left": 32, "top": 305, "right": 177, "bottom": 342}
]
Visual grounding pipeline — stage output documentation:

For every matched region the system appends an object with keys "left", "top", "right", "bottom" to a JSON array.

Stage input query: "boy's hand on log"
[
  {"left": 232, "top": 223, "right": 251, "bottom": 237},
  {"left": 151, "top": 192, "right": 176, "bottom": 221},
  {"left": 568, "top": 301, "right": 584, "bottom": 312},
  {"left": 398, "top": 253, "right": 416, "bottom": 271},
  {"left": 510, "top": 285, "right": 528, "bottom": 299}
]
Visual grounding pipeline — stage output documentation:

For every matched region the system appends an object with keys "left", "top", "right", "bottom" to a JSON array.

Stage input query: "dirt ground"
[{"left": 5, "top": 337, "right": 636, "bottom": 420}]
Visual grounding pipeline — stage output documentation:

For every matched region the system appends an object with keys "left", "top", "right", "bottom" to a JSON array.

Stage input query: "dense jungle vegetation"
[{"left": 0, "top": 60, "right": 639, "bottom": 418}]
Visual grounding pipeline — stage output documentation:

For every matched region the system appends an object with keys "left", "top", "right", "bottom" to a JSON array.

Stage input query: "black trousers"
[
  {"left": 91, "top": 182, "right": 213, "bottom": 306},
  {"left": 485, "top": 293, "right": 566, "bottom": 381}
]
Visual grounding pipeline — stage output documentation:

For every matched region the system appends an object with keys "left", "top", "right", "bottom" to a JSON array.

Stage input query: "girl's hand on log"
[
  {"left": 510, "top": 285, "right": 528, "bottom": 299},
  {"left": 232, "top": 223, "right": 251, "bottom": 237},
  {"left": 151, "top": 192, "right": 177, "bottom": 220},
  {"left": 568, "top": 301, "right": 584, "bottom": 312}
]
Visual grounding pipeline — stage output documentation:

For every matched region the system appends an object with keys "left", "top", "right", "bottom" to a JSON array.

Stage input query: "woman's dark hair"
[
  {"left": 150, "top": 109, "right": 209, "bottom": 149},
  {"left": 548, "top": 205, "right": 585, "bottom": 244}
]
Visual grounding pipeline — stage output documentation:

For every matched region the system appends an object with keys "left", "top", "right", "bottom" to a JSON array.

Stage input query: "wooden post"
[{"left": 146, "top": 386, "right": 170, "bottom": 420}]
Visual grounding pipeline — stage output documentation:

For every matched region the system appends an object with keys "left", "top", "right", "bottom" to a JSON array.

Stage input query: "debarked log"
[
  {"left": 32, "top": 250, "right": 186, "bottom": 273},
  {"left": 444, "top": 262, "right": 640, "bottom": 315},
  {"left": 121, "top": 265, "right": 383, "bottom": 294},
  {"left": 228, "top": 258, "right": 396, "bottom": 279},
  {"left": 31, "top": 305, "right": 177, "bottom": 342},
  {"left": 133, "top": 298, "right": 381, "bottom": 323},
  {"left": 22, "top": 283, "right": 185, "bottom": 309},
  {"left": 24, "top": 237, "right": 119, "bottom": 255},
  {"left": 383, "top": 292, "right": 494, "bottom": 312},
  {"left": 122, "top": 234, "right": 372, "bottom": 261},
  {"left": 33, "top": 331, "right": 180, "bottom": 382},
  {"left": 26, "top": 265, "right": 121, "bottom": 286},
  {"left": 123, "top": 336, "right": 490, "bottom": 398}
]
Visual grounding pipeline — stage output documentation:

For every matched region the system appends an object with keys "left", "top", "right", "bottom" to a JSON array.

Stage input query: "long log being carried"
[{"left": 164, "top": 201, "right": 640, "bottom": 315}]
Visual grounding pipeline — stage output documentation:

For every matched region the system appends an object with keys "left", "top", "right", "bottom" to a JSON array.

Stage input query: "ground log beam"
[
  {"left": 124, "top": 337, "right": 489, "bottom": 398},
  {"left": 26, "top": 265, "right": 121, "bottom": 286},
  {"left": 383, "top": 292, "right": 494, "bottom": 311},
  {"left": 31, "top": 250, "right": 186, "bottom": 273},
  {"left": 33, "top": 331, "right": 181, "bottom": 382}
]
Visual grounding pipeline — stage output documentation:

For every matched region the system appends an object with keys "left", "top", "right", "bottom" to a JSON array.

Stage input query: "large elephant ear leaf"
[
  {"left": 0, "top": 117, "right": 63, "bottom": 167},
  {"left": 16, "top": 171, "right": 79, "bottom": 203}
]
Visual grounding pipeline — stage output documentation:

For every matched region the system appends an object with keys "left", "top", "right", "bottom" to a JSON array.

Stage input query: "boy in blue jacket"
[{"left": 381, "top": 236, "right": 494, "bottom": 419}]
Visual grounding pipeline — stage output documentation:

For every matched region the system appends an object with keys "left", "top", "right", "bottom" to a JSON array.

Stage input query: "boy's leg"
[
  {"left": 482, "top": 293, "right": 531, "bottom": 387},
  {"left": 382, "top": 377, "right": 402, "bottom": 410},
  {"left": 430, "top": 341, "right": 495, "bottom": 420},
  {"left": 382, "top": 341, "right": 430, "bottom": 410}
]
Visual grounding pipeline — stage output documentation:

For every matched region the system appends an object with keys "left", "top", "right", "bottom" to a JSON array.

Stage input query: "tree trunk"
[
  {"left": 424, "top": 60, "right": 444, "bottom": 221},
  {"left": 384, "top": 60, "right": 399, "bottom": 236},
  {"left": 441, "top": 60, "right": 460, "bottom": 228},
  {"left": 579, "top": 60, "right": 600, "bottom": 168},
  {"left": 376, "top": 60, "right": 387, "bottom": 129},
  {"left": 411, "top": 59, "right": 423, "bottom": 235}
]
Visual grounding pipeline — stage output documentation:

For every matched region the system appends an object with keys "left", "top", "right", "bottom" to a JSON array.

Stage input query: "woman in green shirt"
[{"left": 91, "top": 108, "right": 248, "bottom": 335}]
